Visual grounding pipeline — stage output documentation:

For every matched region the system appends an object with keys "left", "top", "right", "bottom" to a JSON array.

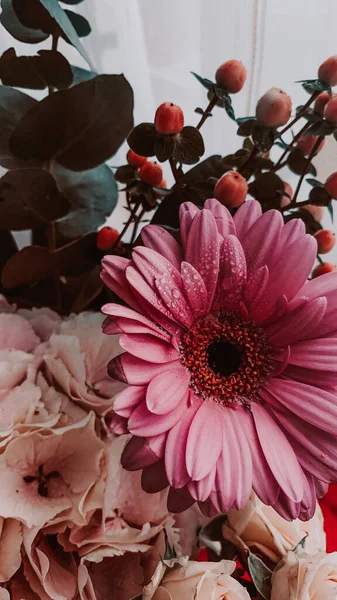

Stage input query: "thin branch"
[
  {"left": 272, "top": 121, "right": 311, "bottom": 172},
  {"left": 283, "top": 135, "right": 324, "bottom": 210},
  {"left": 196, "top": 94, "right": 218, "bottom": 130},
  {"left": 278, "top": 90, "right": 320, "bottom": 136}
]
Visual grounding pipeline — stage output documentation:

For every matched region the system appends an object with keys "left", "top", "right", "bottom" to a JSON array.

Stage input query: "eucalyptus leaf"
[
  {"left": 38, "top": 0, "right": 93, "bottom": 68},
  {"left": 328, "top": 200, "right": 334, "bottom": 222},
  {"left": 71, "top": 65, "right": 96, "bottom": 85},
  {"left": 0, "top": 0, "right": 48, "bottom": 43},
  {"left": 248, "top": 552, "right": 272, "bottom": 600},
  {"left": 306, "top": 178, "right": 323, "bottom": 188},
  {"left": 214, "top": 86, "right": 236, "bottom": 120},
  {"left": 298, "top": 78, "right": 331, "bottom": 94},
  {"left": 304, "top": 120, "right": 335, "bottom": 137},
  {"left": 0, "top": 86, "right": 41, "bottom": 169},
  {"left": 54, "top": 164, "right": 118, "bottom": 238},
  {"left": 60, "top": 0, "right": 85, "bottom": 4},
  {"left": 64, "top": 9, "right": 91, "bottom": 37},
  {"left": 10, "top": 75, "right": 134, "bottom": 171}
]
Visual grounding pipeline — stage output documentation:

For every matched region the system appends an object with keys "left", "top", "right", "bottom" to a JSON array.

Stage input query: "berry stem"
[
  {"left": 283, "top": 135, "right": 324, "bottom": 209},
  {"left": 130, "top": 207, "right": 146, "bottom": 249},
  {"left": 272, "top": 121, "right": 312, "bottom": 172},
  {"left": 196, "top": 94, "right": 218, "bottom": 130},
  {"left": 112, "top": 201, "right": 140, "bottom": 249},
  {"left": 278, "top": 91, "right": 320, "bottom": 136},
  {"left": 169, "top": 157, "right": 184, "bottom": 185}
]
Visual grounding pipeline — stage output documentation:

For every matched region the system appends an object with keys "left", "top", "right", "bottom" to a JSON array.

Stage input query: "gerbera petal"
[
  {"left": 266, "top": 297, "right": 327, "bottom": 346},
  {"left": 128, "top": 396, "right": 187, "bottom": 436},
  {"left": 241, "top": 210, "right": 283, "bottom": 273},
  {"left": 141, "top": 460, "right": 169, "bottom": 493},
  {"left": 167, "top": 486, "right": 195, "bottom": 513},
  {"left": 121, "top": 435, "right": 165, "bottom": 470},
  {"left": 188, "top": 466, "right": 216, "bottom": 502},
  {"left": 219, "top": 236, "right": 247, "bottom": 310},
  {"left": 260, "top": 378, "right": 337, "bottom": 435},
  {"left": 214, "top": 408, "right": 252, "bottom": 512},
  {"left": 119, "top": 334, "right": 179, "bottom": 364},
  {"left": 107, "top": 412, "right": 128, "bottom": 434},
  {"left": 102, "top": 304, "right": 171, "bottom": 340},
  {"left": 276, "top": 218, "right": 305, "bottom": 256},
  {"left": 299, "top": 271, "right": 337, "bottom": 337},
  {"left": 186, "top": 399, "right": 223, "bottom": 481},
  {"left": 113, "top": 385, "right": 146, "bottom": 418},
  {"left": 252, "top": 403, "right": 304, "bottom": 502},
  {"left": 179, "top": 202, "right": 200, "bottom": 249},
  {"left": 283, "top": 363, "right": 337, "bottom": 388},
  {"left": 264, "top": 235, "right": 316, "bottom": 304},
  {"left": 233, "top": 199, "right": 262, "bottom": 239},
  {"left": 131, "top": 247, "right": 193, "bottom": 328},
  {"left": 146, "top": 368, "right": 190, "bottom": 415},
  {"left": 289, "top": 337, "right": 337, "bottom": 371},
  {"left": 181, "top": 261, "right": 209, "bottom": 319},
  {"left": 108, "top": 354, "right": 179, "bottom": 385},
  {"left": 244, "top": 266, "right": 269, "bottom": 309},
  {"left": 204, "top": 198, "right": 236, "bottom": 238},
  {"left": 125, "top": 265, "right": 181, "bottom": 334},
  {"left": 165, "top": 395, "right": 202, "bottom": 488},
  {"left": 268, "top": 404, "right": 337, "bottom": 482},
  {"left": 101, "top": 256, "right": 142, "bottom": 312},
  {"left": 141, "top": 224, "right": 182, "bottom": 269},
  {"left": 184, "top": 210, "right": 220, "bottom": 310}
]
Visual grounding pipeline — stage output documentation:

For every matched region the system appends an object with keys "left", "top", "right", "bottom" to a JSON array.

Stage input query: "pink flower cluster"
[{"left": 0, "top": 300, "right": 187, "bottom": 599}]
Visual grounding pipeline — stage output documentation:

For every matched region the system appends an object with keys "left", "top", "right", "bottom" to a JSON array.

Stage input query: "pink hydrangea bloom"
[{"left": 101, "top": 199, "right": 337, "bottom": 520}]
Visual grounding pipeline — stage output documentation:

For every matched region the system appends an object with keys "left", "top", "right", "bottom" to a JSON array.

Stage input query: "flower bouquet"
[{"left": 1, "top": 1, "right": 337, "bottom": 598}]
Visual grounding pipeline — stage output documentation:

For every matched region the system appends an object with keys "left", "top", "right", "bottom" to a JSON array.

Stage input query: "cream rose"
[
  {"left": 271, "top": 551, "right": 337, "bottom": 599},
  {"left": 227, "top": 493, "right": 325, "bottom": 563},
  {"left": 151, "top": 560, "right": 250, "bottom": 600}
]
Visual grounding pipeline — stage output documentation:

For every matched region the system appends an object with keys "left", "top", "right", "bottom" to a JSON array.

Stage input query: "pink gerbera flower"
[{"left": 101, "top": 199, "right": 337, "bottom": 520}]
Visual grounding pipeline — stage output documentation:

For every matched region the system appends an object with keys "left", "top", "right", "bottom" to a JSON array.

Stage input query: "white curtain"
[{"left": 2, "top": 0, "right": 337, "bottom": 258}]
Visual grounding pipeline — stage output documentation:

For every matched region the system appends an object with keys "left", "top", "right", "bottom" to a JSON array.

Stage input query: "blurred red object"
[{"left": 320, "top": 484, "right": 337, "bottom": 552}]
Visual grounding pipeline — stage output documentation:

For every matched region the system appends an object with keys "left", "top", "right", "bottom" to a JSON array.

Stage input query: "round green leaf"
[
  {"left": 0, "top": 0, "right": 49, "bottom": 43},
  {"left": 64, "top": 9, "right": 91, "bottom": 37}
]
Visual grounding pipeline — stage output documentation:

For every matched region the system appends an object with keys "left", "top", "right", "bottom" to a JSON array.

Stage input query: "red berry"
[
  {"left": 314, "top": 229, "right": 336, "bottom": 254},
  {"left": 139, "top": 161, "right": 163, "bottom": 186},
  {"left": 303, "top": 204, "right": 324, "bottom": 222},
  {"left": 256, "top": 88, "right": 292, "bottom": 128},
  {"left": 318, "top": 56, "right": 337, "bottom": 86},
  {"left": 97, "top": 226, "right": 120, "bottom": 251},
  {"left": 296, "top": 135, "right": 324, "bottom": 156},
  {"left": 314, "top": 91, "right": 331, "bottom": 116},
  {"left": 154, "top": 102, "right": 184, "bottom": 135},
  {"left": 214, "top": 171, "right": 248, "bottom": 208},
  {"left": 324, "top": 96, "right": 337, "bottom": 124},
  {"left": 324, "top": 172, "right": 337, "bottom": 198},
  {"left": 215, "top": 60, "right": 247, "bottom": 94},
  {"left": 280, "top": 182, "right": 293, "bottom": 208},
  {"left": 312, "top": 262, "right": 337, "bottom": 278},
  {"left": 127, "top": 149, "right": 147, "bottom": 167}
]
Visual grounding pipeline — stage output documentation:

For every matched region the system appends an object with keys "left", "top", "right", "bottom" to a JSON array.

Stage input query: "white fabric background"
[{"left": 2, "top": 0, "right": 337, "bottom": 260}]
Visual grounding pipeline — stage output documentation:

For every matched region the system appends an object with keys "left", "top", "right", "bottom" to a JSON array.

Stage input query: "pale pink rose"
[
  {"left": 43, "top": 313, "right": 125, "bottom": 414},
  {"left": 227, "top": 494, "right": 326, "bottom": 563},
  {"left": 0, "top": 314, "right": 39, "bottom": 352},
  {"left": 0, "top": 589, "right": 9, "bottom": 600},
  {"left": 0, "top": 519, "right": 22, "bottom": 582},
  {"left": 0, "top": 414, "right": 105, "bottom": 528},
  {"left": 17, "top": 307, "right": 60, "bottom": 342},
  {"left": 23, "top": 527, "right": 78, "bottom": 600},
  {"left": 78, "top": 552, "right": 145, "bottom": 600},
  {"left": 151, "top": 560, "right": 250, "bottom": 600},
  {"left": 271, "top": 550, "right": 337, "bottom": 599}
]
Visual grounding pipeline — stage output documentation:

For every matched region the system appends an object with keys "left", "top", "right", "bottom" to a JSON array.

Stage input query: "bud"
[
  {"left": 127, "top": 149, "right": 147, "bottom": 167},
  {"left": 296, "top": 135, "right": 324, "bottom": 156},
  {"left": 324, "top": 96, "right": 337, "bottom": 125},
  {"left": 318, "top": 55, "right": 337, "bottom": 86},
  {"left": 97, "top": 227, "right": 120, "bottom": 251},
  {"left": 312, "top": 262, "right": 337, "bottom": 278},
  {"left": 324, "top": 172, "right": 337, "bottom": 198},
  {"left": 154, "top": 102, "right": 184, "bottom": 135},
  {"left": 314, "top": 229, "right": 336, "bottom": 254},
  {"left": 314, "top": 91, "right": 331, "bottom": 116},
  {"left": 215, "top": 60, "right": 247, "bottom": 93},
  {"left": 256, "top": 88, "right": 292, "bottom": 128},
  {"left": 214, "top": 171, "right": 248, "bottom": 208},
  {"left": 139, "top": 161, "right": 163, "bottom": 186}
]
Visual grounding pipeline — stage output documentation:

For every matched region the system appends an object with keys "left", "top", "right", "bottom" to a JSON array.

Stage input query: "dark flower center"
[
  {"left": 207, "top": 340, "right": 242, "bottom": 377},
  {"left": 23, "top": 464, "right": 60, "bottom": 497},
  {"left": 180, "top": 313, "right": 273, "bottom": 406}
]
